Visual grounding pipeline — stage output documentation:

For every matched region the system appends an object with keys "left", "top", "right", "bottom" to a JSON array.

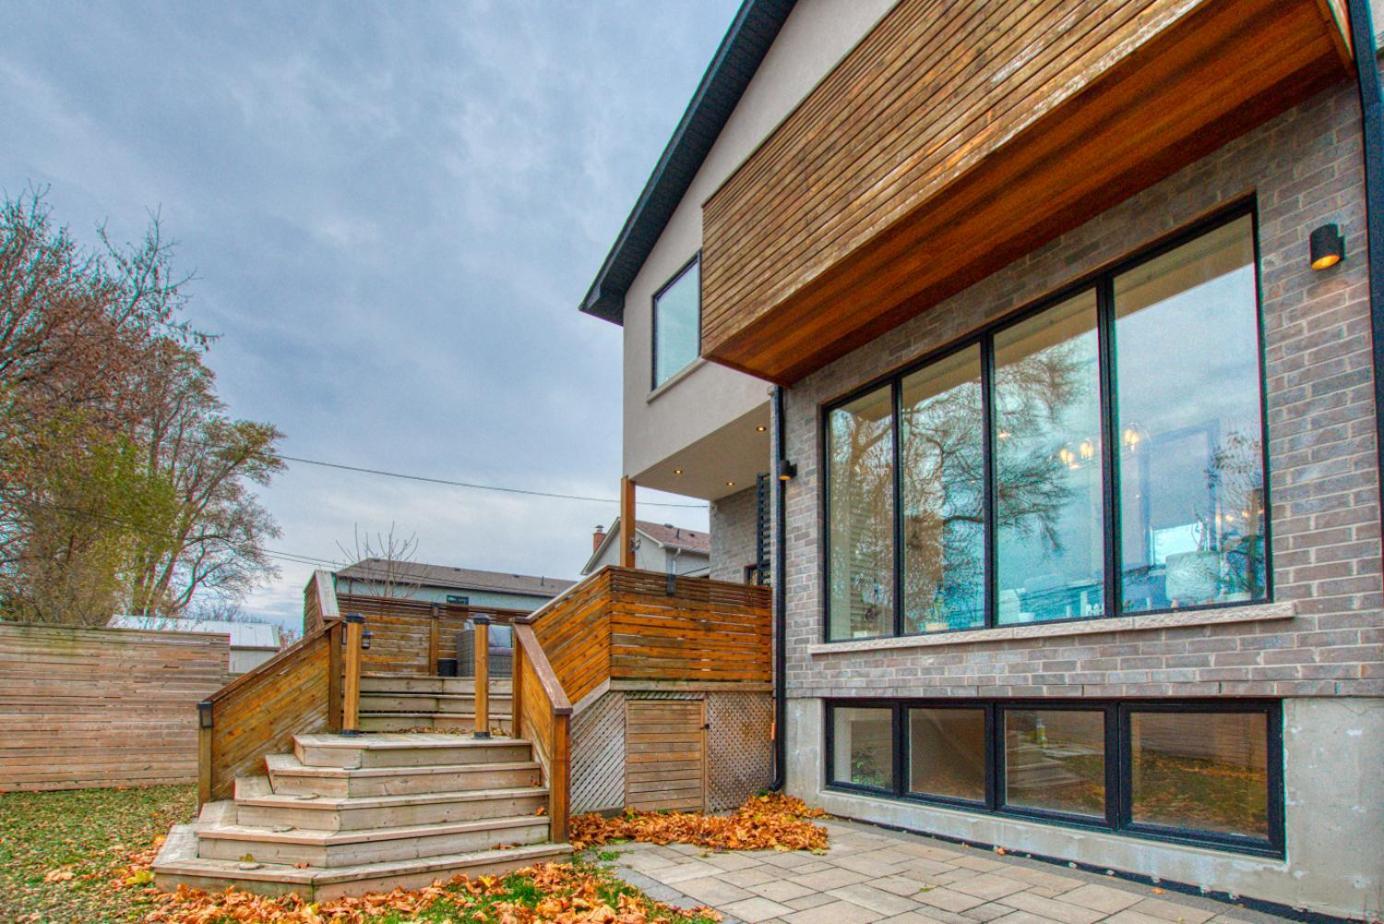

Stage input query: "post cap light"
[
  {"left": 777, "top": 459, "right": 798, "bottom": 481},
  {"left": 1309, "top": 223, "right": 1344, "bottom": 270}
]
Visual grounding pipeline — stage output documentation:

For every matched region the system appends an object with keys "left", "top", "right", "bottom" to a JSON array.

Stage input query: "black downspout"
[
  {"left": 770, "top": 385, "right": 788, "bottom": 790},
  {"left": 1345, "top": 0, "right": 1384, "bottom": 572}
]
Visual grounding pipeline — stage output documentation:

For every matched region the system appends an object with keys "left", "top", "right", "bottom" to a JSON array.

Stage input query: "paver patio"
[{"left": 605, "top": 818, "right": 1298, "bottom": 924}]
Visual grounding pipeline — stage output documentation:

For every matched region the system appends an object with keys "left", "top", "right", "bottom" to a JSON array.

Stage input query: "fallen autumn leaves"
[{"left": 570, "top": 793, "right": 829, "bottom": 853}]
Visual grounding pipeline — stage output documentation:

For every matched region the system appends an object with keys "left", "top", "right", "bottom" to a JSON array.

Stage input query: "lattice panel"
[
  {"left": 571, "top": 691, "right": 625, "bottom": 813},
  {"left": 707, "top": 692, "right": 773, "bottom": 811}
]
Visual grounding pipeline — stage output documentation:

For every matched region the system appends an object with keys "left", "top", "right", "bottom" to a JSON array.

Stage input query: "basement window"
[{"left": 826, "top": 698, "right": 1283, "bottom": 857}]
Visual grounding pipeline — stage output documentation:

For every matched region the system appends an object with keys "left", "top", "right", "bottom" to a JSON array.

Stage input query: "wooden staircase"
[
  {"left": 358, "top": 674, "right": 514, "bottom": 734},
  {"left": 154, "top": 732, "right": 568, "bottom": 900}
]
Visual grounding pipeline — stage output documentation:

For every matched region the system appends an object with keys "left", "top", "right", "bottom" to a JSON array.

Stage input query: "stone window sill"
[{"left": 806, "top": 600, "right": 1297, "bottom": 657}]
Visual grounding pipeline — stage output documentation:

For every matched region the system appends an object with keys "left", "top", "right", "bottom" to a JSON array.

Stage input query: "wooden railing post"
[
  {"left": 197, "top": 700, "right": 213, "bottom": 808},
  {"left": 510, "top": 635, "right": 525, "bottom": 740},
  {"left": 472, "top": 615, "right": 490, "bottom": 738},
  {"left": 551, "top": 712, "right": 570, "bottom": 841},
  {"left": 327, "top": 620, "right": 344, "bottom": 733},
  {"left": 342, "top": 613, "right": 365, "bottom": 735},
  {"left": 428, "top": 604, "right": 442, "bottom": 675}
]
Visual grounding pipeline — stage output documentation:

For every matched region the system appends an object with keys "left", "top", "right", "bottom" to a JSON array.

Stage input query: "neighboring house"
[
  {"left": 106, "top": 615, "right": 282, "bottom": 674},
  {"left": 581, "top": 519, "right": 711, "bottom": 578},
  {"left": 334, "top": 559, "right": 574, "bottom": 612},
  {"left": 580, "top": 1, "right": 1384, "bottom": 919}
]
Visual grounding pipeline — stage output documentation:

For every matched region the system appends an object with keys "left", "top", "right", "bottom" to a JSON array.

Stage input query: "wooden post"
[
  {"left": 342, "top": 613, "right": 365, "bottom": 735},
  {"left": 428, "top": 604, "right": 441, "bottom": 675},
  {"left": 510, "top": 630, "right": 525, "bottom": 740},
  {"left": 473, "top": 615, "right": 491, "bottom": 738},
  {"left": 327, "top": 621, "right": 343, "bottom": 733},
  {"left": 551, "top": 712, "right": 570, "bottom": 842},
  {"left": 619, "top": 476, "right": 636, "bottom": 568},
  {"left": 196, "top": 700, "right": 213, "bottom": 808}
]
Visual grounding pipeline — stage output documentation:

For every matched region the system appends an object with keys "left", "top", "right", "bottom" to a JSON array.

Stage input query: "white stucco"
[{"left": 620, "top": 0, "right": 899, "bottom": 498}]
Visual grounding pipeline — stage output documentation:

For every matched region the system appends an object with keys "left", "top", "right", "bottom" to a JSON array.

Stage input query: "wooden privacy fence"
[
  {"left": 530, "top": 567, "right": 772, "bottom": 706},
  {"left": 199, "top": 571, "right": 344, "bottom": 803},
  {"left": 0, "top": 623, "right": 230, "bottom": 792}
]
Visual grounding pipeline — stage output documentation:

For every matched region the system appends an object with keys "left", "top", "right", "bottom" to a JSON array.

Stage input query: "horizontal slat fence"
[{"left": 0, "top": 623, "right": 231, "bottom": 792}]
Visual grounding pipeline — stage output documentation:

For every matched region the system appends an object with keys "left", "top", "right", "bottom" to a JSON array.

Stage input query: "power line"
[
  {"left": 273, "top": 453, "right": 709, "bottom": 509},
  {"left": 160, "top": 434, "right": 708, "bottom": 509}
]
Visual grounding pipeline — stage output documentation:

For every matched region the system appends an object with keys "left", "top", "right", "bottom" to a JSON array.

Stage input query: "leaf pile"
[{"left": 570, "top": 793, "right": 828, "bottom": 853}]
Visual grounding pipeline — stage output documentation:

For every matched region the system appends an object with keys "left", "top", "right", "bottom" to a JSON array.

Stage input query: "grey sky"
[{"left": 1, "top": 1, "right": 732, "bottom": 628}]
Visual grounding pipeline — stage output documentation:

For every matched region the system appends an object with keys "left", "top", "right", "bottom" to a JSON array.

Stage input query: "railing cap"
[{"left": 344, "top": 612, "right": 365, "bottom": 624}]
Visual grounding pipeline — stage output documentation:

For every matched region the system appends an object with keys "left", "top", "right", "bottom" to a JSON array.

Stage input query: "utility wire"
[{"left": 271, "top": 453, "right": 709, "bottom": 509}]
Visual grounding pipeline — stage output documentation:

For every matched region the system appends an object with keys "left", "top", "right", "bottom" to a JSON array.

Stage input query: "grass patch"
[{"left": 0, "top": 784, "right": 196, "bottom": 923}]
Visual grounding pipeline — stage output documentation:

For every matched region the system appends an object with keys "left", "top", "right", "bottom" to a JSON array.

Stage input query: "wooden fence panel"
[
  {"left": 337, "top": 594, "right": 527, "bottom": 674},
  {"left": 0, "top": 623, "right": 231, "bottom": 792}
]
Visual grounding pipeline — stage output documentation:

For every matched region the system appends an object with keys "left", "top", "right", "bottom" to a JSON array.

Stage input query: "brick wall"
[
  {"left": 710, "top": 484, "right": 767, "bottom": 583},
  {"left": 781, "top": 76, "right": 1382, "bottom": 701}
]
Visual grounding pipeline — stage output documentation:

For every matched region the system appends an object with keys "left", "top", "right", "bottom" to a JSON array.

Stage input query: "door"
[{"left": 624, "top": 697, "right": 706, "bottom": 812}]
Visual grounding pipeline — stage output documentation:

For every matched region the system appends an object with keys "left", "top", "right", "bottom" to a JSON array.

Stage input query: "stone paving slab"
[{"left": 600, "top": 818, "right": 1300, "bottom": 924}]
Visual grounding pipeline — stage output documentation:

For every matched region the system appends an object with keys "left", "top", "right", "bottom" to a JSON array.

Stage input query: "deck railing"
[
  {"left": 198, "top": 570, "right": 344, "bottom": 804},
  {"left": 510, "top": 620, "right": 572, "bottom": 840},
  {"left": 335, "top": 594, "right": 528, "bottom": 675}
]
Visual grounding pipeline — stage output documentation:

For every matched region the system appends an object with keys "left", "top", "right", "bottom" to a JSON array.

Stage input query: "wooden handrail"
[
  {"left": 197, "top": 570, "right": 346, "bottom": 804},
  {"left": 198, "top": 615, "right": 343, "bottom": 805},
  {"left": 511, "top": 621, "right": 571, "bottom": 841}
]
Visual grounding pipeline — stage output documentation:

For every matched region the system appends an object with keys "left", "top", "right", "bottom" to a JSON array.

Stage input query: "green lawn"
[{"left": 0, "top": 784, "right": 196, "bottom": 923}]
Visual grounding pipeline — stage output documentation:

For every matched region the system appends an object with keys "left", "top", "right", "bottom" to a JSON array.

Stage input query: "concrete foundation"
[{"left": 784, "top": 696, "right": 1384, "bottom": 921}]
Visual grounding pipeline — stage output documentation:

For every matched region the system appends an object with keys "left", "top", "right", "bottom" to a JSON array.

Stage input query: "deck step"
[
  {"left": 360, "top": 692, "right": 513, "bottom": 713},
  {"left": 265, "top": 753, "right": 541, "bottom": 798},
  {"left": 155, "top": 822, "right": 569, "bottom": 901},
  {"left": 294, "top": 733, "right": 531, "bottom": 769},
  {"left": 197, "top": 809, "right": 550, "bottom": 867},
  {"left": 233, "top": 776, "right": 549, "bottom": 831},
  {"left": 360, "top": 674, "right": 512, "bottom": 695}
]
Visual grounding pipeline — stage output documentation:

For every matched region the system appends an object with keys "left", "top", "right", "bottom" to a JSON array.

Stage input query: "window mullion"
[
  {"left": 892, "top": 380, "right": 905, "bottom": 638},
  {"left": 1096, "top": 278, "right": 1122, "bottom": 618},
  {"left": 980, "top": 336, "right": 997, "bottom": 629}
]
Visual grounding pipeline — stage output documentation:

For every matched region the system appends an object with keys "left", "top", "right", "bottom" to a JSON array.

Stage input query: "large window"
[
  {"left": 823, "top": 208, "right": 1269, "bottom": 640},
  {"left": 652, "top": 256, "right": 701, "bottom": 388},
  {"left": 827, "top": 699, "right": 1282, "bottom": 856}
]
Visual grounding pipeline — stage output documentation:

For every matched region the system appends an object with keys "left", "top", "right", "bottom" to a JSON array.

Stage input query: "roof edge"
[{"left": 579, "top": 0, "right": 797, "bottom": 325}]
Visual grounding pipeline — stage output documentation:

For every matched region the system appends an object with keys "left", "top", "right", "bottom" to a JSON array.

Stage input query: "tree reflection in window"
[{"left": 827, "top": 385, "right": 895, "bottom": 639}]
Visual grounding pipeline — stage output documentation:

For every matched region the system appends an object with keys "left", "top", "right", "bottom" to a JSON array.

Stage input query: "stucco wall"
[{"left": 620, "top": 0, "right": 898, "bottom": 487}]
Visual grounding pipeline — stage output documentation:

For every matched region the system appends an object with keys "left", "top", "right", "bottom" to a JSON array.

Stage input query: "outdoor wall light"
[
  {"left": 777, "top": 459, "right": 798, "bottom": 481},
  {"left": 361, "top": 629, "right": 373, "bottom": 650},
  {"left": 1310, "top": 223, "right": 1345, "bottom": 270}
]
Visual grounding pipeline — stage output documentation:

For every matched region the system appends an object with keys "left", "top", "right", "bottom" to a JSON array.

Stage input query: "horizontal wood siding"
[
  {"left": 700, "top": 0, "right": 1349, "bottom": 382},
  {"left": 0, "top": 624, "right": 230, "bottom": 792}
]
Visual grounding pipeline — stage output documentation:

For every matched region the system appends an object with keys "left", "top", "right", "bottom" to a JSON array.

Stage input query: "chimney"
[{"left": 593, "top": 525, "right": 605, "bottom": 552}]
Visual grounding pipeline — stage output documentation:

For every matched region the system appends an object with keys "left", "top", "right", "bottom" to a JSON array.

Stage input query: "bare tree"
[{"left": 336, "top": 524, "right": 423, "bottom": 602}]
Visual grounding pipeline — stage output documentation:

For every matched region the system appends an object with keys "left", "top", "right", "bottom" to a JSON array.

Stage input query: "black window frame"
[
  {"left": 824, "top": 698, "right": 1284, "bottom": 858},
  {"left": 650, "top": 253, "right": 703, "bottom": 391},
  {"left": 820, "top": 200, "right": 1273, "bottom": 643}
]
